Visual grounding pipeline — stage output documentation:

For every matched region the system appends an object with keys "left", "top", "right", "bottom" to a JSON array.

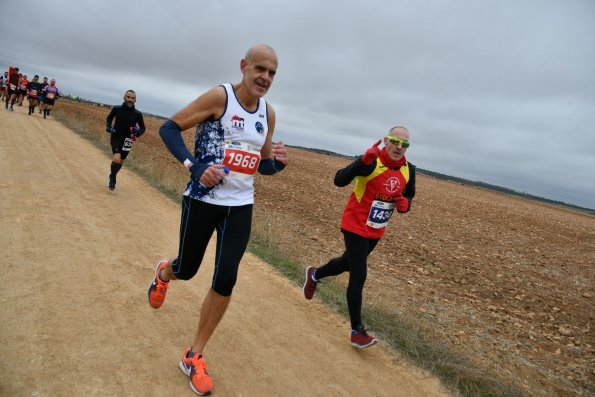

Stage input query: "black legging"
[
  {"left": 315, "top": 230, "right": 379, "bottom": 329},
  {"left": 172, "top": 195, "right": 253, "bottom": 296}
]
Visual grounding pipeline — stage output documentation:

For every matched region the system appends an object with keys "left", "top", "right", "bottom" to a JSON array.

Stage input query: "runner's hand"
[
  {"left": 106, "top": 127, "right": 116, "bottom": 134},
  {"left": 396, "top": 196, "right": 409, "bottom": 213},
  {"left": 362, "top": 140, "right": 381, "bottom": 165},
  {"left": 199, "top": 165, "right": 227, "bottom": 187},
  {"left": 272, "top": 141, "right": 288, "bottom": 164},
  {"left": 129, "top": 134, "right": 138, "bottom": 142}
]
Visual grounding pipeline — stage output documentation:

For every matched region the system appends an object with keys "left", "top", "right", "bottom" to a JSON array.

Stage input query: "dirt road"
[{"left": 0, "top": 106, "right": 448, "bottom": 396}]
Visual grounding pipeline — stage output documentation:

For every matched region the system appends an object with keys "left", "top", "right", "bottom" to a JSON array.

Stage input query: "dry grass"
[{"left": 250, "top": 210, "right": 527, "bottom": 397}]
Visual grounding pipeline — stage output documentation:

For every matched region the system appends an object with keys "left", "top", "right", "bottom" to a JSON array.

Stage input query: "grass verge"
[
  {"left": 249, "top": 234, "right": 526, "bottom": 397},
  {"left": 53, "top": 102, "right": 527, "bottom": 397}
]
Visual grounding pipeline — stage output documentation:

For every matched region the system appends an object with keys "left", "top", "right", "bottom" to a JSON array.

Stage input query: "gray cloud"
[{"left": 2, "top": 0, "right": 593, "bottom": 208}]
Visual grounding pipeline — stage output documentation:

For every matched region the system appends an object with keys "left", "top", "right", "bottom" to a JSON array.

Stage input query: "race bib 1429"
[{"left": 366, "top": 200, "right": 395, "bottom": 229}]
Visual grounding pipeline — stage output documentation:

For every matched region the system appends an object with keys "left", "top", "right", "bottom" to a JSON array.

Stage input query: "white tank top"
[{"left": 183, "top": 83, "right": 268, "bottom": 206}]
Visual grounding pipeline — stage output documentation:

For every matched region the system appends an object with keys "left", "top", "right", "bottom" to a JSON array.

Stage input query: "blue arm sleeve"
[
  {"left": 258, "top": 158, "right": 286, "bottom": 175},
  {"left": 159, "top": 119, "right": 208, "bottom": 180}
]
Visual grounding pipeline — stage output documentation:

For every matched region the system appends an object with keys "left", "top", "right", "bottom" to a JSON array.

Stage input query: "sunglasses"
[{"left": 385, "top": 136, "right": 410, "bottom": 148}]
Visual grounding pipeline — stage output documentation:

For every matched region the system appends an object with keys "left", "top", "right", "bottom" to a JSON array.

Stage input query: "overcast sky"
[{"left": 2, "top": 0, "right": 594, "bottom": 208}]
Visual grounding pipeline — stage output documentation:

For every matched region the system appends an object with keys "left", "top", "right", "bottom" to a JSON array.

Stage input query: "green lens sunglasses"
[{"left": 385, "top": 136, "right": 410, "bottom": 148}]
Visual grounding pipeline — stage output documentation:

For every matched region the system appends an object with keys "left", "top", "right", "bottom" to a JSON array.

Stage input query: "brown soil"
[
  {"left": 254, "top": 150, "right": 594, "bottom": 396},
  {"left": 256, "top": 146, "right": 595, "bottom": 396},
  {"left": 0, "top": 104, "right": 449, "bottom": 396}
]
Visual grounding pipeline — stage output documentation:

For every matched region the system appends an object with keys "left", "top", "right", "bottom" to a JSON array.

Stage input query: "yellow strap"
[{"left": 352, "top": 159, "right": 409, "bottom": 202}]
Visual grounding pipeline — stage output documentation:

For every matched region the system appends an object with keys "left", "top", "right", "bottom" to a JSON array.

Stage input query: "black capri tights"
[
  {"left": 172, "top": 195, "right": 253, "bottom": 296},
  {"left": 315, "top": 230, "right": 379, "bottom": 329}
]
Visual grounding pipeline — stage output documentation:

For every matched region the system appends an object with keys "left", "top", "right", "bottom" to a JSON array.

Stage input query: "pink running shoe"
[{"left": 303, "top": 266, "right": 318, "bottom": 300}]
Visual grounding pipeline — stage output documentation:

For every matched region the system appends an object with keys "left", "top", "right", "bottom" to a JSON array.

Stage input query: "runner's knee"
[
  {"left": 172, "top": 257, "right": 200, "bottom": 281},
  {"left": 173, "top": 268, "right": 197, "bottom": 281},
  {"left": 212, "top": 271, "right": 238, "bottom": 297},
  {"left": 349, "top": 265, "right": 367, "bottom": 286}
]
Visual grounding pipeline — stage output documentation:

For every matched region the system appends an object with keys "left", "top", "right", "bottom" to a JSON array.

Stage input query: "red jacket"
[{"left": 335, "top": 154, "right": 416, "bottom": 239}]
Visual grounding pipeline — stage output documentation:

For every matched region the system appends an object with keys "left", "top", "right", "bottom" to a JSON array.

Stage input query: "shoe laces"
[
  {"left": 192, "top": 356, "right": 209, "bottom": 376},
  {"left": 354, "top": 324, "right": 369, "bottom": 335},
  {"left": 155, "top": 278, "right": 169, "bottom": 295},
  {"left": 156, "top": 280, "right": 169, "bottom": 295}
]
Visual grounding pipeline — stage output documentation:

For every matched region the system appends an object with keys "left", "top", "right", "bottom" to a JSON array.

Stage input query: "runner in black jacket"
[{"left": 105, "top": 90, "right": 146, "bottom": 190}]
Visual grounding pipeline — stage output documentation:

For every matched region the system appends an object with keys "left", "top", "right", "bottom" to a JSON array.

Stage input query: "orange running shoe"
[
  {"left": 147, "top": 260, "right": 169, "bottom": 309},
  {"left": 179, "top": 348, "right": 213, "bottom": 396}
]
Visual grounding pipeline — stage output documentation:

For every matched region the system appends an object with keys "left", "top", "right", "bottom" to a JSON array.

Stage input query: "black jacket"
[{"left": 106, "top": 103, "right": 146, "bottom": 137}]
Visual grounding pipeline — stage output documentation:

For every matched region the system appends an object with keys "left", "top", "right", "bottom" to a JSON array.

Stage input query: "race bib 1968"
[
  {"left": 46, "top": 92, "right": 55, "bottom": 99},
  {"left": 222, "top": 141, "right": 261, "bottom": 180},
  {"left": 366, "top": 200, "right": 395, "bottom": 229}
]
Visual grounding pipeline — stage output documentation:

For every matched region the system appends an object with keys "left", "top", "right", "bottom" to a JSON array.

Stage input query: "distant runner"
[
  {"left": 5, "top": 67, "right": 19, "bottom": 111},
  {"left": 0, "top": 71, "right": 7, "bottom": 101},
  {"left": 26, "top": 75, "right": 43, "bottom": 115},
  {"left": 303, "top": 126, "right": 416, "bottom": 348},
  {"left": 18, "top": 74, "right": 29, "bottom": 106},
  {"left": 41, "top": 79, "right": 60, "bottom": 119},
  {"left": 105, "top": 90, "right": 145, "bottom": 191},
  {"left": 38, "top": 77, "right": 48, "bottom": 114}
]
